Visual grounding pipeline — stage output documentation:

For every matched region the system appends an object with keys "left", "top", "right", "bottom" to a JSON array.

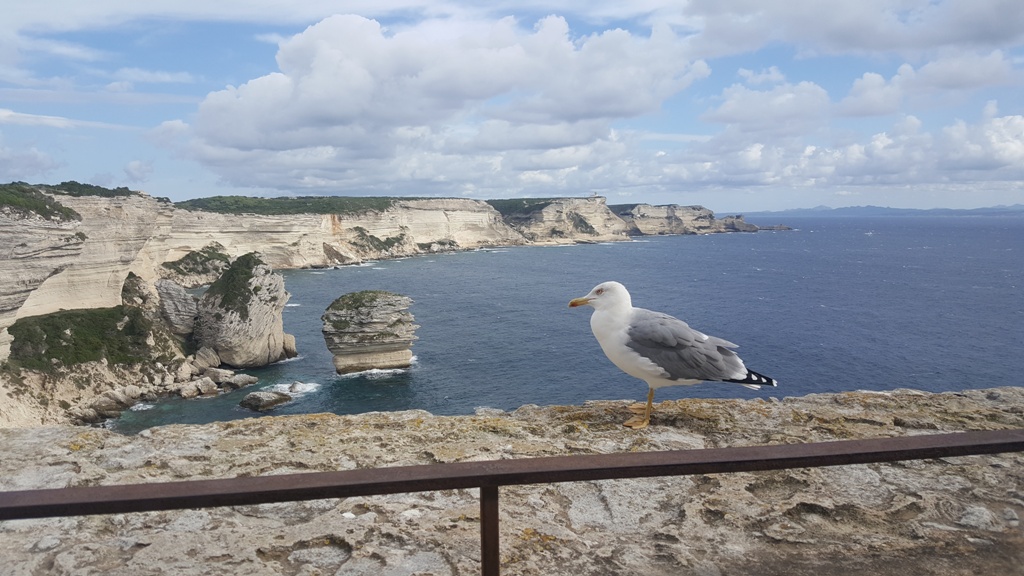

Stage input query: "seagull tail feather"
[{"left": 726, "top": 369, "right": 778, "bottom": 390}]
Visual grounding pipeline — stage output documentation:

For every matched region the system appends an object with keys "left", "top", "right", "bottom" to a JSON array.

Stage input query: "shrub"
[
  {"left": 8, "top": 307, "right": 154, "bottom": 371},
  {"left": 0, "top": 182, "right": 81, "bottom": 221},
  {"left": 175, "top": 195, "right": 399, "bottom": 215},
  {"left": 203, "top": 252, "right": 264, "bottom": 320}
]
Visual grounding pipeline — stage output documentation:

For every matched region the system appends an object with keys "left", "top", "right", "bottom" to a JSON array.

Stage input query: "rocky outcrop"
[
  {"left": 612, "top": 203, "right": 760, "bottom": 235},
  {"left": 0, "top": 387, "right": 1022, "bottom": 575},
  {"left": 194, "top": 254, "right": 296, "bottom": 369},
  {"left": 322, "top": 291, "right": 418, "bottom": 374},
  {"left": 154, "top": 279, "right": 198, "bottom": 336},
  {"left": 239, "top": 390, "right": 292, "bottom": 411}
]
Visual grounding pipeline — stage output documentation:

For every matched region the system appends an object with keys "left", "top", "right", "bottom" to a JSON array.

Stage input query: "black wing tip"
[{"left": 727, "top": 370, "right": 778, "bottom": 387}]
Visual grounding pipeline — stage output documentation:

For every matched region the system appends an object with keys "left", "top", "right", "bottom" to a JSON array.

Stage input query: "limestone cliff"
[
  {"left": 611, "top": 203, "right": 759, "bottom": 235},
  {"left": 194, "top": 253, "right": 296, "bottom": 369},
  {"left": 163, "top": 197, "right": 525, "bottom": 270},
  {"left": 322, "top": 291, "right": 418, "bottom": 374},
  {"left": 0, "top": 194, "right": 85, "bottom": 358},
  {"left": 0, "top": 387, "right": 1021, "bottom": 575},
  {"left": 16, "top": 192, "right": 176, "bottom": 318},
  {"left": 491, "top": 197, "right": 630, "bottom": 242}
]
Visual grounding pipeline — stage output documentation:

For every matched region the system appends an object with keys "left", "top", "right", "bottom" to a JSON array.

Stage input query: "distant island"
[{"left": 743, "top": 204, "right": 1024, "bottom": 219}]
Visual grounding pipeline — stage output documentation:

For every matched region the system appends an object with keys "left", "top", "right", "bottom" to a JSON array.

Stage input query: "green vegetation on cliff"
[
  {"left": 0, "top": 182, "right": 81, "bottom": 222},
  {"left": 485, "top": 198, "right": 557, "bottom": 217},
  {"left": 175, "top": 195, "right": 399, "bottom": 215},
  {"left": 7, "top": 306, "right": 155, "bottom": 371},
  {"left": 327, "top": 290, "right": 393, "bottom": 312},
  {"left": 162, "top": 244, "right": 231, "bottom": 276},
  {"left": 351, "top": 227, "right": 406, "bottom": 252},
  {"left": 203, "top": 252, "right": 264, "bottom": 320},
  {"left": 49, "top": 181, "right": 135, "bottom": 198}
]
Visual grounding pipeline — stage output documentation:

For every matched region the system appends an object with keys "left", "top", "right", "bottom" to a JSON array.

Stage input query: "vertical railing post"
[{"left": 480, "top": 485, "right": 500, "bottom": 576}]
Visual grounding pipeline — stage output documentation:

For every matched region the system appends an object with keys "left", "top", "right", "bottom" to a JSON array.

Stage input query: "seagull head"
[{"left": 568, "top": 281, "right": 632, "bottom": 311}]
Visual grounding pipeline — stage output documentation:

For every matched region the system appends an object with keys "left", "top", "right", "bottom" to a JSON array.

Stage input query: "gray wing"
[{"left": 625, "top": 307, "right": 746, "bottom": 382}]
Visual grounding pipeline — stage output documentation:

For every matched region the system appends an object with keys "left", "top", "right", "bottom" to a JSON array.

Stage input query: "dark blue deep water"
[{"left": 113, "top": 216, "right": 1024, "bottom": 434}]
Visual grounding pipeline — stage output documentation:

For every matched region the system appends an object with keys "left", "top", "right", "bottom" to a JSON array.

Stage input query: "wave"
[
  {"left": 129, "top": 403, "right": 154, "bottom": 411},
  {"left": 336, "top": 357, "right": 417, "bottom": 380},
  {"left": 268, "top": 381, "right": 322, "bottom": 396},
  {"left": 285, "top": 303, "right": 301, "bottom": 307}
]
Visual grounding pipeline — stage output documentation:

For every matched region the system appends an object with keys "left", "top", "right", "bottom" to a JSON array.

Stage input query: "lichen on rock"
[{"left": 322, "top": 290, "right": 418, "bottom": 374}]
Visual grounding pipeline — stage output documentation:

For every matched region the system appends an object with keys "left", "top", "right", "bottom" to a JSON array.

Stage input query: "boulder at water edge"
[{"left": 322, "top": 290, "right": 418, "bottom": 374}]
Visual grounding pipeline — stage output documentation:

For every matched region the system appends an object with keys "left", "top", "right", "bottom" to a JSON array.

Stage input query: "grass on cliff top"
[
  {"left": 203, "top": 252, "right": 265, "bottom": 320},
  {"left": 485, "top": 198, "right": 559, "bottom": 217},
  {"left": 49, "top": 181, "right": 136, "bottom": 198},
  {"left": 7, "top": 306, "right": 155, "bottom": 372},
  {"left": 175, "top": 195, "right": 400, "bottom": 215},
  {"left": 0, "top": 182, "right": 81, "bottom": 221},
  {"left": 327, "top": 290, "right": 399, "bottom": 312}
]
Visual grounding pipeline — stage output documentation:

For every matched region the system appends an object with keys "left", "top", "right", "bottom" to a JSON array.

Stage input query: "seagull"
[{"left": 569, "top": 281, "right": 777, "bottom": 429}]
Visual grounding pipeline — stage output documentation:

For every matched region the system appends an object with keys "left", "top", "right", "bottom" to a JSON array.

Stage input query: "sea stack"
[
  {"left": 321, "top": 290, "right": 418, "bottom": 374},
  {"left": 194, "top": 252, "right": 298, "bottom": 368}
]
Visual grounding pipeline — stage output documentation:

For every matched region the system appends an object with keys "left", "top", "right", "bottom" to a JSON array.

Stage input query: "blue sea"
[{"left": 113, "top": 216, "right": 1024, "bottom": 434}]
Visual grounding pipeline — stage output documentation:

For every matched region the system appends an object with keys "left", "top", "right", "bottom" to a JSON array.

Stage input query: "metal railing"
[{"left": 2, "top": 429, "right": 1023, "bottom": 575}]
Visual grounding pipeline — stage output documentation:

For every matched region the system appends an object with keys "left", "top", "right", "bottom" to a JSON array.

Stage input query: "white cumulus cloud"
[{"left": 182, "top": 14, "right": 708, "bottom": 195}]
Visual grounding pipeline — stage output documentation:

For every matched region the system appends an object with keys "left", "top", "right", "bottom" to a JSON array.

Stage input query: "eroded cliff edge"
[{"left": 1, "top": 388, "right": 1022, "bottom": 576}]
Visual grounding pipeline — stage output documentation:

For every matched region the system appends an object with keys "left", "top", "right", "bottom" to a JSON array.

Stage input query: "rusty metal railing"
[{"left": 2, "top": 429, "right": 1023, "bottom": 575}]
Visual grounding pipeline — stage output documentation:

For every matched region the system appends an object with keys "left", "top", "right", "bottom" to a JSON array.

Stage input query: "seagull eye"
[{"left": 595, "top": 288, "right": 604, "bottom": 295}]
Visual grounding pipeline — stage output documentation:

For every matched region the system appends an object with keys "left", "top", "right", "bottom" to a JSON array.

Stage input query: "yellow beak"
[{"left": 568, "top": 297, "right": 592, "bottom": 308}]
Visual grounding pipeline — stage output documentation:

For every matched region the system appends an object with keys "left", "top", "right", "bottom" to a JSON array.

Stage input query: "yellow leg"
[{"left": 624, "top": 388, "right": 654, "bottom": 429}]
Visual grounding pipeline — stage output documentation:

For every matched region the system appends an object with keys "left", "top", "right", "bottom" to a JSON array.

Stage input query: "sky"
[{"left": 1, "top": 1, "right": 1023, "bottom": 212}]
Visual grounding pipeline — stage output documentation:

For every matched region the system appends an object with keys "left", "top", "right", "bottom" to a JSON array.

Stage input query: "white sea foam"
[
  {"left": 269, "top": 381, "right": 321, "bottom": 395},
  {"left": 285, "top": 303, "right": 301, "bottom": 307},
  {"left": 129, "top": 403, "right": 154, "bottom": 411},
  {"left": 337, "top": 357, "right": 417, "bottom": 380}
]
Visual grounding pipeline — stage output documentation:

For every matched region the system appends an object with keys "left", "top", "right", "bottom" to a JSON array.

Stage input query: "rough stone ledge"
[{"left": 1, "top": 387, "right": 1023, "bottom": 576}]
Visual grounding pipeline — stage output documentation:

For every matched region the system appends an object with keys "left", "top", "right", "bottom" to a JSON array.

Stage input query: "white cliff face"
[
  {"left": 162, "top": 198, "right": 527, "bottom": 270},
  {"left": 16, "top": 194, "right": 175, "bottom": 320},
  {"left": 0, "top": 209, "right": 85, "bottom": 357},
  {"left": 194, "top": 257, "right": 295, "bottom": 369},
  {"left": 505, "top": 197, "right": 630, "bottom": 242},
  {"left": 371, "top": 198, "right": 524, "bottom": 246},
  {"left": 163, "top": 209, "right": 341, "bottom": 270},
  {"left": 616, "top": 204, "right": 759, "bottom": 235}
]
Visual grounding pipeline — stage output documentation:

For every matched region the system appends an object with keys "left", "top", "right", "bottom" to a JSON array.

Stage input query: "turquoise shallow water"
[{"left": 112, "top": 216, "right": 1024, "bottom": 434}]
